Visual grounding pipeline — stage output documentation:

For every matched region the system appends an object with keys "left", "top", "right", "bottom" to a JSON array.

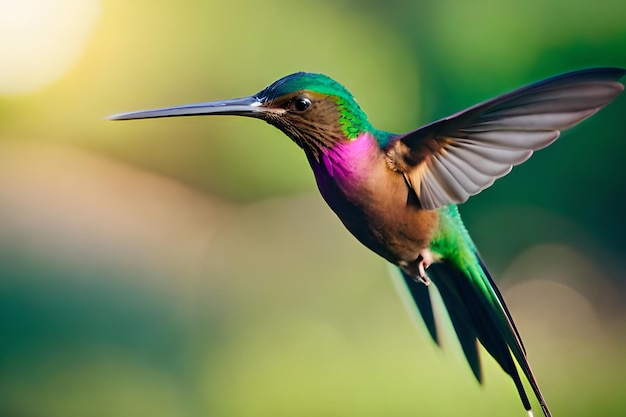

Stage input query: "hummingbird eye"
[{"left": 290, "top": 96, "right": 311, "bottom": 112}]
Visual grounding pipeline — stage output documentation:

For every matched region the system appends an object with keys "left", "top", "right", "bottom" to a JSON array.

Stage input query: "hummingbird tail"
[{"left": 394, "top": 257, "right": 552, "bottom": 417}]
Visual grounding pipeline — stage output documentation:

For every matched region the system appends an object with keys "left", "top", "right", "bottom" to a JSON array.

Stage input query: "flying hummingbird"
[{"left": 110, "top": 67, "right": 625, "bottom": 417}]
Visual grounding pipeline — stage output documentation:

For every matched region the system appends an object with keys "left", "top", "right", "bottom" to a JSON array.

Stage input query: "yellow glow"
[{"left": 0, "top": 0, "right": 100, "bottom": 95}]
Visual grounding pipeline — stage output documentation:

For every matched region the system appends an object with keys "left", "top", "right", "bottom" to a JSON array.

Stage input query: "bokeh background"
[{"left": 1, "top": 1, "right": 625, "bottom": 416}]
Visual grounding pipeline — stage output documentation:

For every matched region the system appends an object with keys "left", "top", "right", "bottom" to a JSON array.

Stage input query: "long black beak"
[{"left": 107, "top": 96, "right": 264, "bottom": 120}]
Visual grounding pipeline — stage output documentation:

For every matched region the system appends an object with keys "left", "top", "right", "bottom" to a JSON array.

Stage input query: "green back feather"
[{"left": 430, "top": 205, "right": 501, "bottom": 307}]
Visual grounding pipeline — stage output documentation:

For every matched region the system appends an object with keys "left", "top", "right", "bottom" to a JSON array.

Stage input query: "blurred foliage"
[{"left": 0, "top": 0, "right": 625, "bottom": 416}]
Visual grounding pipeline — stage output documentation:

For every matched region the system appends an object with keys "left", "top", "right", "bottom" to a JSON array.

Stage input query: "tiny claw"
[
  {"left": 414, "top": 249, "right": 434, "bottom": 286},
  {"left": 414, "top": 256, "right": 431, "bottom": 286},
  {"left": 400, "top": 248, "right": 434, "bottom": 286},
  {"left": 415, "top": 272, "right": 431, "bottom": 286}
]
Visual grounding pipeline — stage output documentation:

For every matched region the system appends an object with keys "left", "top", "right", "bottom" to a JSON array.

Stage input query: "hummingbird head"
[{"left": 109, "top": 72, "right": 373, "bottom": 158}]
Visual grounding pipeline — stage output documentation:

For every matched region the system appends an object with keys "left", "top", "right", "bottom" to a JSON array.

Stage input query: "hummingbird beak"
[{"left": 107, "top": 96, "right": 264, "bottom": 120}]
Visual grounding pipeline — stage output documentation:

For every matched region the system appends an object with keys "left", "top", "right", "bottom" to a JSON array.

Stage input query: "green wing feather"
[{"left": 396, "top": 205, "right": 550, "bottom": 417}]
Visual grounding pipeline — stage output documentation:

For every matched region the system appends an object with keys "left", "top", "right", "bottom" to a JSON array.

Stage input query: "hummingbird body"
[
  {"left": 110, "top": 68, "right": 626, "bottom": 417},
  {"left": 308, "top": 132, "right": 438, "bottom": 266}
]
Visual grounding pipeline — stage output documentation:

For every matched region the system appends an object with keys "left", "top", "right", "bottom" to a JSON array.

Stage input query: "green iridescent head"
[
  {"left": 256, "top": 72, "right": 373, "bottom": 143},
  {"left": 258, "top": 72, "right": 353, "bottom": 101}
]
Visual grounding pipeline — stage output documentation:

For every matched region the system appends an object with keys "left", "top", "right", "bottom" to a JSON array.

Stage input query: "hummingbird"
[{"left": 110, "top": 67, "right": 625, "bottom": 417}]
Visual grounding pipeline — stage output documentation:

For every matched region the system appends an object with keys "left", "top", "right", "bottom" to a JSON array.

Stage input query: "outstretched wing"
[{"left": 385, "top": 67, "right": 625, "bottom": 210}]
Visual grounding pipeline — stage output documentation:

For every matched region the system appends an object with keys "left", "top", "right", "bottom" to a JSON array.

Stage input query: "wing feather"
[{"left": 386, "top": 68, "right": 625, "bottom": 210}]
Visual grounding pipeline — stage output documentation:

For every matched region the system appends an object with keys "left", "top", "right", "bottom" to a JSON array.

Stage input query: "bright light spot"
[{"left": 0, "top": 0, "right": 100, "bottom": 95}]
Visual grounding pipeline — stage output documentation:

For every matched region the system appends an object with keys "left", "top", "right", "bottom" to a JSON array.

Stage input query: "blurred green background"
[{"left": 0, "top": 1, "right": 625, "bottom": 416}]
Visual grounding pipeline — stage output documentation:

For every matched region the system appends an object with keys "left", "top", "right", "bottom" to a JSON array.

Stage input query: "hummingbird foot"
[
  {"left": 415, "top": 249, "right": 434, "bottom": 286},
  {"left": 399, "top": 249, "right": 434, "bottom": 285},
  {"left": 416, "top": 263, "right": 431, "bottom": 286},
  {"left": 416, "top": 270, "right": 431, "bottom": 286}
]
